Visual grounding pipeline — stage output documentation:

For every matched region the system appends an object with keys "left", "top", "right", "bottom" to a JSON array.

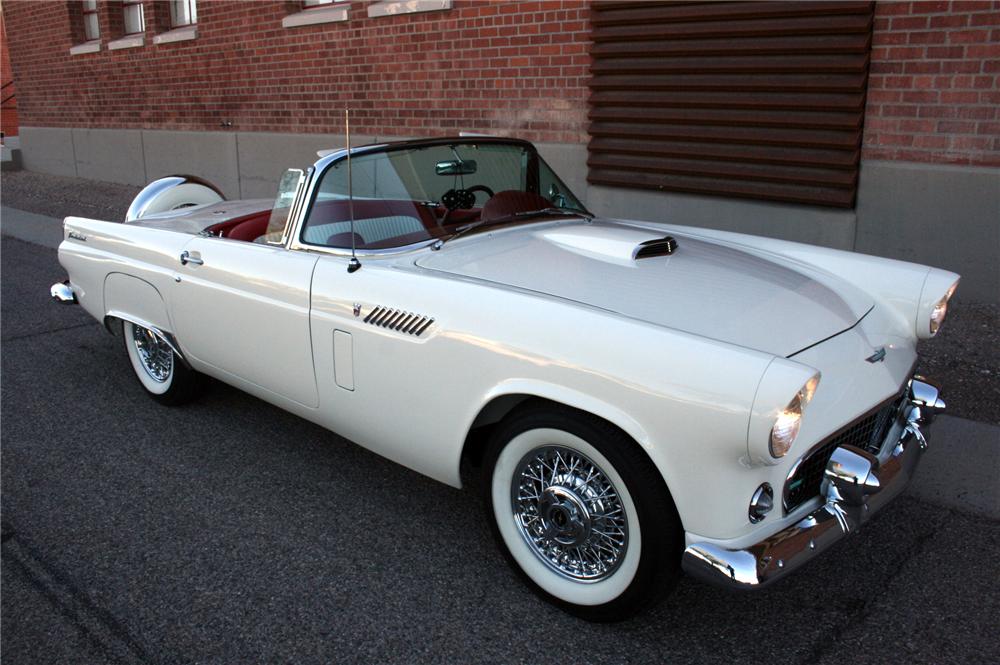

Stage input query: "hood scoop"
[
  {"left": 537, "top": 224, "right": 679, "bottom": 265},
  {"left": 634, "top": 236, "right": 678, "bottom": 259}
]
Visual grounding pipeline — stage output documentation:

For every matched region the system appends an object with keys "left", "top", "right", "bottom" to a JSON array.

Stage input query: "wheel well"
[
  {"left": 460, "top": 394, "right": 532, "bottom": 474},
  {"left": 460, "top": 394, "right": 656, "bottom": 481}
]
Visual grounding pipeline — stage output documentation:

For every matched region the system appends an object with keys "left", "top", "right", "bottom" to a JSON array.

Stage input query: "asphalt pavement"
[{"left": 2, "top": 211, "right": 999, "bottom": 664}]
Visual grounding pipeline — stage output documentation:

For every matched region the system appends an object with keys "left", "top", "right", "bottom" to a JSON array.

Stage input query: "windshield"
[{"left": 300, "top": 140, "right": 587, "bottom": 250}]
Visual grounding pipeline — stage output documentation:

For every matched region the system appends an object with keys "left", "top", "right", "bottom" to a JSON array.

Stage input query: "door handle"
[{"left": 180, "top": 251, "right": 204, "bottom": 266}]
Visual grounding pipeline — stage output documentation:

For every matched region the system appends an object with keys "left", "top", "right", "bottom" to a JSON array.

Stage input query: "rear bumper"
[
  {"left": 50, "top": 280, "right": 77, "bottom": 304},
  {"left": 682, "top": 378, "right": 943, "bottom": 589}
]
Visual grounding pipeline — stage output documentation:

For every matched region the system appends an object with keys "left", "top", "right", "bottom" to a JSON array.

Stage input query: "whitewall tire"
[
  {"left": 122, "top": 321, "right": 201, "bottom": 405},
  {"left": 483, "top": 404, "right": 682, "bottom": 622}
]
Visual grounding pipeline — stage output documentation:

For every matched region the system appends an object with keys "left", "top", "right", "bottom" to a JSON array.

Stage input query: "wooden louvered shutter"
[{"left": 588, "top": 1, "right": 874, "bottom": 209}]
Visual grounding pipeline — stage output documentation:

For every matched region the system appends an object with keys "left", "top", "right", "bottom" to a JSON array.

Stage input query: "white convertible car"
[{"left": 52, "top": 137, "right": 958, "bottom": 621}]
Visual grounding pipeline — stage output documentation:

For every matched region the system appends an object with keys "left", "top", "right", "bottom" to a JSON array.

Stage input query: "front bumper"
[{"left": 682, "top": 378, "right": 944, "bottom": 589}]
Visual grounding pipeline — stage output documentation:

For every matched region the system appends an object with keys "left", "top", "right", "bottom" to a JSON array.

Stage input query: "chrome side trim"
[
  {"left": 682, "top": 379, "right": 941, "bottom": 590},
  {"left": 102, "top": 313, "right": 192, "bottom": 370},
  {"left": 50, "top": 280, "right": 78, "bottom": 305}
]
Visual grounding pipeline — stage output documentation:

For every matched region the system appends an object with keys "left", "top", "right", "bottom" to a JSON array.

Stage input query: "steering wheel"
[
  {"left": 439, "top": 185, "right": 496, "bottom": 228},
  {"left": 441, "top": 188, "right": 476, "bottom": 211},
  {"left": 441, "top": 185, "right": 496, "bottom": 211}
]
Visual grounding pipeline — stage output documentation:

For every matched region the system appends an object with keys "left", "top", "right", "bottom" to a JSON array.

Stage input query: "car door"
[
  {"left": 307, "top": 253, "right": 453, "bottom": 474},
  {"left": 169, "top": 235, "right": 320, "bottom": 408}
]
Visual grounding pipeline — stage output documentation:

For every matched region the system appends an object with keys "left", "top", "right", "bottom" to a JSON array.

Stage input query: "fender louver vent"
[
  {"left": 363, "top": 306, "right": 435, "bottom": 337},
  {"left": 633, "top": 236, "right": 678, "bottom": 260}
]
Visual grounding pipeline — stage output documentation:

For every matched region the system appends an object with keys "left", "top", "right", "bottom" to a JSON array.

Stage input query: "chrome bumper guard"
[
  {"left": 682, "top": 378, "right": 944, "bottom": 590},
  {"left": 50, "top": 280, "right": 77, "bottom": 305}
]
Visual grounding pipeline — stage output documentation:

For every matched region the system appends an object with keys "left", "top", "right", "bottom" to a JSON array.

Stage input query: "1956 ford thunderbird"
[{"left": 51, "top": 136, "right": 958, "bottom": 621}]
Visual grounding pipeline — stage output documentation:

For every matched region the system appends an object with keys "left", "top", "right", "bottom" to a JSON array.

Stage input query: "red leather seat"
[
  {"left": 309, "top": 199, "right": 438, "bottom": 229},
  {"left": 479, "top": 190, "right": 551, "bottom": 223},
  {"left": 228, "top": 214, "right": 270, "bottom": 242}
]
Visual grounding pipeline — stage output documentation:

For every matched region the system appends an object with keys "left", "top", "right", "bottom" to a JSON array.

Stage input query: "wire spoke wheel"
[
  {"left": 511, "top": 445, "right": 628, "bottom": 582},
  {"left": 122, "top": 320, "right": 201, "bottom": 405},
  {"left": 130, "top": 324, "right": 173, "bottom": 383},
  {"left": 486, "top": 409, "right": 682, "bottom": 621}
]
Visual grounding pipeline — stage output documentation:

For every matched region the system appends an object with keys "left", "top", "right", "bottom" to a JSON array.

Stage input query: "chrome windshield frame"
[{"left": 284, "top": 136, "right": 582, "bottom": 258}]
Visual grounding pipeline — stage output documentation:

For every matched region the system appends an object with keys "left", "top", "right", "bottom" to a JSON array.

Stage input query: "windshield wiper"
[{"left": 434, "top": 207, "right": 592, "bottom": 249}]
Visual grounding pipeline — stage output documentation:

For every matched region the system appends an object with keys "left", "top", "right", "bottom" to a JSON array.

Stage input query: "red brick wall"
[
  {"left": 864, "top": 0, "right": 1000, "bottom": 166},
  {"left": 6, "top": 1, "right": 999, "bottom": 165},
  {"left": 1, "top": 0, "right": 590, "bottom": 143},
  {"left": 1, "top": 12, "right": 18, "bottom": 137}
]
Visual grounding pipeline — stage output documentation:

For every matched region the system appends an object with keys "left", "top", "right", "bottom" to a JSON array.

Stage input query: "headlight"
[
  {"left": 929, "top": 282, "right": 957, "bottom": 336},
  {"left": 769, "top": 375, "right": 819, "bottom": 458},
  {"left": 916, "top": 272, "right": 960, "bottom": 340}
]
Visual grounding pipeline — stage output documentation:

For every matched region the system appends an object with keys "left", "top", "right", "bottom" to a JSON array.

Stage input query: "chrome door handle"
[{"left": 180, "top": 251, "right": 204, "bottom": 266}]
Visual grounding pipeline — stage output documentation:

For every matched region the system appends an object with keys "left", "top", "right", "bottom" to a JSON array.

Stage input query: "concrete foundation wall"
[
  {"left": 18, "top": 127, "right": 77, "bottom": 177},
  {"left": 72, "top": 128, "right": 146, "bottom": 186},
  {"left": 16, "top": 126, "right": 999, "bottom": 302},
  {"left": 236, "top": 132, "right": 375, "bottom": 199},
  {"left": 855, "top": 161, "right": 999, "bottom": 304},
  {"left": 142, "top": 131, "right": 242, "bottom": 199}
]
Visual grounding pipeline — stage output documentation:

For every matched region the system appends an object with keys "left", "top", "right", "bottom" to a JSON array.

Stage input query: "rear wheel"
[
  {"left": 122, "top": 321, "right": 201, "bottom": 405},
  {"left": 483, "top": 404, "right": 682, "bottom": 622}
]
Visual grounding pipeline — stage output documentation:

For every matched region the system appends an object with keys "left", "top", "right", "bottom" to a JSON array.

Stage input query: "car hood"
[{"left": 415, "top": 219, "right": 873, "bottom": 357}]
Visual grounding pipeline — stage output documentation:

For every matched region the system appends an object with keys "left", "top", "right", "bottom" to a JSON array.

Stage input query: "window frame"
[
  {"left": 122, "top": 0, "right": 145, "bottom": 36},
  {"left": 170, "top": 0, "right": 198, "bottom": 28},
  {"left": 82, "top": 0, "right": 100, "bottom": 41}
]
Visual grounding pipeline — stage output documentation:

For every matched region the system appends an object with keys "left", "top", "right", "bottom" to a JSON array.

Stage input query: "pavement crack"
[
  {"left": 795, "top": 507, "right": 948, "bottom": 665},
  {"left": 2, "top": 321, "right": 97, "bottom": 343},
  {"left": 2, "top": 529, "right": 157, "bottom": 665}
]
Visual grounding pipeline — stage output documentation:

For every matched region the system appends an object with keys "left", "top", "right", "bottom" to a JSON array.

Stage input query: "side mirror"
[{"left": 436, "top": 159, "right": 478, "bottom": 176}]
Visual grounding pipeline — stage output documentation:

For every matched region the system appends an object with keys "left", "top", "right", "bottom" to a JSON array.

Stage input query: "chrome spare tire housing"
[{"left": 125, "top": 175, "right": 224, "bottom": 221}]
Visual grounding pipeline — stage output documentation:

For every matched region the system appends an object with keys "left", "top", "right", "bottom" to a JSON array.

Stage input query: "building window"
[
  {"left": 282, "top": 0, "right": 349, "bottom": 28},
  {"left": 82, "top": 0, "right": 99, "bottom": 41},
  {"left": 123, "top": 0, "right": 145, "bottom": 35},
  {"left": 367, "top": 0, "right": 452, "bottom": 19},
  {"left": 170, "top": 0, "right": 197, "bottom": 28}
]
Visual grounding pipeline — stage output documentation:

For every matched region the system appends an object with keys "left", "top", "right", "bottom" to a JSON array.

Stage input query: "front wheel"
[
  {"left": 483, "top": 405, "right": 682, "bottom": 622},
  {"left": 122, "top": 321, "right": 201, "bottom": 405}
]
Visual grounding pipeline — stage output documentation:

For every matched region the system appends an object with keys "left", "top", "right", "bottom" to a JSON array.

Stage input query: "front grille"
[{"left": 784, "top": 392, "right": 907, "bottom": 513}]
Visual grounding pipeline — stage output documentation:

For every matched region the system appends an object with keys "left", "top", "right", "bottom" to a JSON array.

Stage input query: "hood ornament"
[{"left": 866, "top": 347, "right": 887, "bottom": 363}]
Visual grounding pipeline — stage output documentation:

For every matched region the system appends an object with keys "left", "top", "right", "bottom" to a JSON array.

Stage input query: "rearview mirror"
[{"left": 436, "top": 159, "right": 478, "bottom": 176}]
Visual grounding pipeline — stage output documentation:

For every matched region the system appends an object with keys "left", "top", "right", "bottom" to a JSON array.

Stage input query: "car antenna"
[{"left": 346, "top": 108, "right": 361, "bottom": 274}]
